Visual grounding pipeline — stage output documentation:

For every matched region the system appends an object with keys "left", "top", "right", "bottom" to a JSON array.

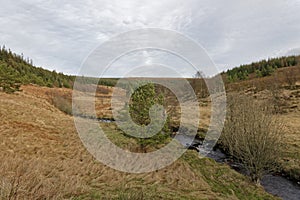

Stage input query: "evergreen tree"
[{"left": 123, "top": 82, "right": 170, "bottom": 152}]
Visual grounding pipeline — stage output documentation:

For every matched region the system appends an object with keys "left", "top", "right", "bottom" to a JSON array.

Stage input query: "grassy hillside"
[
  {"left": 223, "top": 55, "right": 299, "bottom": 83},
  {"left": 1, "top": 47, "right": 300, "bottom": 198},
  {"left": 0, "top": 89, "right": 277, "bottom": 199},
  {"left": 220, "top": 59, "right": 300, "bottom": 181},
  {"left": 0, "top": 46, "right": 122, "bottom": 94},
  {"left": 2, "top": 45, "right": 298, "bottom": 95}
]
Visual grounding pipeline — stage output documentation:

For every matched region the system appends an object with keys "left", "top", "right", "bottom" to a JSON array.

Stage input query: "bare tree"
[
  {"left": 194, "top": 70, "right": 205, "bottom": 79},
  {"left": 193, "top": 71, "right": 209, "bottom": 98},
  {"left": 221, "top": 93, "right": 284, "bottom": 185}
]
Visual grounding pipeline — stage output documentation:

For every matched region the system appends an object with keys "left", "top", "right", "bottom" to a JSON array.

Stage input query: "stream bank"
[{"left": 176, "top": 134, "right": 300, "bottom": 200}]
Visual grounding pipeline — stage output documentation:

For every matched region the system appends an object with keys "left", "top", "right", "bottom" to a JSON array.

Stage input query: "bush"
[
  {"left": 52, "top": 95, "right": 72, "bottom": 115},
  {"left": 221, "top": 94, "right": 284, "bottom": 185}
]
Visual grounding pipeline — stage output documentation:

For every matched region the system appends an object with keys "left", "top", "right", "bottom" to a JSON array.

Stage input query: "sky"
[{"left": 0, "top": 0, "right": 300, "bottom": 77}]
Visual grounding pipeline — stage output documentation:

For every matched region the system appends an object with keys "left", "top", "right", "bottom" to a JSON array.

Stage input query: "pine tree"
[{"left": 121, "top": 82, "right": 170, "bottom": 152}]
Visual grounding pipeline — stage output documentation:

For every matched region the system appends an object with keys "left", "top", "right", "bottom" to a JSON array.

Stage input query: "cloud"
[{"left": 0, "top": 0, "right": 299, "bottom": 76}]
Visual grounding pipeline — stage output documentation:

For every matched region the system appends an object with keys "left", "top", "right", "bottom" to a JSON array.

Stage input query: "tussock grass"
[
  {"left": 0, "top": 155, "right": 86, "bottom": 200},
  {"left": 0, "top": 88, "right": 279, "bottom": 199}
]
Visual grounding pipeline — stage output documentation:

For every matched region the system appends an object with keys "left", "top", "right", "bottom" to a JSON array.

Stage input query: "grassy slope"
[
  {"left": 0, "top": 88, "right": 277, "bottom": 199},
  {"left": 20, "top": 66, "right": 300, "bottom": 182},
  {"left": 0, "top": 48, "right": 298, "bottom": 198},
  {"left": 225, "top": 64, "right": 300, "bottom": 181}
]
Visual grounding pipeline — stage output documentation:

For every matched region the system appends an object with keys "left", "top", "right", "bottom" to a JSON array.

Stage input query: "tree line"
[
  {"left": 0, "top": 46, "right": 123, "bottom": 93},
  {"left": 224, "top": 55, "right": 298, "bottom": 82},
  {"left": 0, "top": 46, "right": 74, "bottom": 93}
]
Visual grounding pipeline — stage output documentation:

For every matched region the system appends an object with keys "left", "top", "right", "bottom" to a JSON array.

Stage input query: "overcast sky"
[{"left": 0, "top": 0, "right": 300, "bottom": 77}]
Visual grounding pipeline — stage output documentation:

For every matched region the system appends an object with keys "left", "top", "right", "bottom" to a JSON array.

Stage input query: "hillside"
[
  {"left": 2, "top": 46, "right": 299, "bottom": 95},
  {"left": 0, "top": 46, "right": 75, "bottom": 93},
  {"left": 220, "top": 57, "right": 300, "bottom": 182},
  {"left": 0, "top": 46, "right": 123, "bottom": 95},
  {"left": 1, "top": 48, "right": 300, "bottom": 199},
  {"left": 223, "top": 55, "right": 300, "bottom": 83},
  {"left": 0, "top": 86, "right": 278, "bottom": 199},
  {"left": 0, "top": 48, "right": 280, "bottom": 199}
]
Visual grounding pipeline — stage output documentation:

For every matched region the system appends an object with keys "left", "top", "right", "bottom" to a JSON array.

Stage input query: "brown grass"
[
  {"left": 19, "top": 71, "right": 300, "bottom": 182},
  {"left": 21, "top": 84, "right": 114, "bottom": 119},
  {"left": 0, "top": 87, "right": 276, "bottom": 199},
  {"left": 224, "top": 81, "right": 300, "bottom": 181},
  {"left": 0, "top": 155, "right": 86, "bottom": 200},
  {"left": 225, "top": 66, "right": 300, "bottom": 92}
]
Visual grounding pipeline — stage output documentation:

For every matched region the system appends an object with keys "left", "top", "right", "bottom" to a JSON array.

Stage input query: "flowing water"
[
  {"left": 87, "top": 118, "right": 300, "bottom": 199},
  {"left": 176, "top": 134, "right": 300, "bottom": 200}
]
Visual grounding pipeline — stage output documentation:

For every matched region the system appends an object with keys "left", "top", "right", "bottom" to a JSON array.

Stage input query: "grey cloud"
[{"left": 0, "top": 0, "right": 299, "bottom": 76}]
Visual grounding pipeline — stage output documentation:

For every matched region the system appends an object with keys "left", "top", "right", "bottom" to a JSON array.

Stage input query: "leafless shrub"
[
  {"left": 221, "top": 93, "right": 284, "bottom": 185},
  {"left": 283, "top": 67, "right": 298, "bottom": 89},
  {"left": 52, "top": 95, "right": 72, "bottom": 115},
  {"left": 44, "top": 90, "right": 73, "bottom": 115}
]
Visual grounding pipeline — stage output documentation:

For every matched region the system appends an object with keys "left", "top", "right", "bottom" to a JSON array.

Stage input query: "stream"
[
  {"left": 93, "top": 119, "right": 300, "bottom": 200},
  {"left": 176, "top": 134, "right": 300, "bottom": 200}
]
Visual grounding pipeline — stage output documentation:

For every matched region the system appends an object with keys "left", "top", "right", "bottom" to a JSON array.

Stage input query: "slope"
[{"left": 0, "top": 88, "right": 277, "bottom": 199}]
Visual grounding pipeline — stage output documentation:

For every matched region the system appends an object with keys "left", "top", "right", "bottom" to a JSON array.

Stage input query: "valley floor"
[{"left": 0, "top": 88, "right": 278, "bottom": 199}]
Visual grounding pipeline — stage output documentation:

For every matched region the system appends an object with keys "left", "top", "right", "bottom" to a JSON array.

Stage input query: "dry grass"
[
  {"left": 0, "top": 87, "right": 276, "bottom": 199},
  {"left": 225, "top": 66, "right": 300, "bottom": 92},
  {"left": 20, "top": 75, "right": 300, "bottom": 182},
  {"left": 223, "top": 85, "right": 300, "bottom": 181},
  {"left": 247, "top": 86, "right": 300, "bottom": 180},
  {"left": 0, "top": 66, "right": 296, "bottom": 199},
  {"left": 0, "top": 155, "right": 86, "bottom": 200},
  {"left": 21, "top": 84, "right": 114, "bottom": 119},
  {"left": 278, "top": 112, "right": 300, "bottom": 180}
]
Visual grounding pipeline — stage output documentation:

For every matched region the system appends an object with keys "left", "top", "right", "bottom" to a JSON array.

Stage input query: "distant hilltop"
[{"left": 1, "top": 45, "right": 299, "bottom": 93}]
